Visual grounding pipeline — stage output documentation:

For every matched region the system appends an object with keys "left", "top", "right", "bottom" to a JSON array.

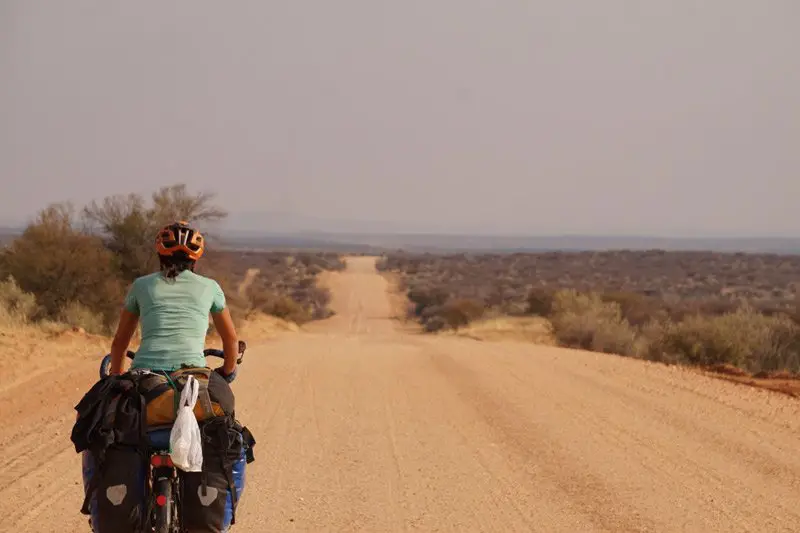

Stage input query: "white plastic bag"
[{"left": 169, "top": 375, "right": 203, "bottom": 472}]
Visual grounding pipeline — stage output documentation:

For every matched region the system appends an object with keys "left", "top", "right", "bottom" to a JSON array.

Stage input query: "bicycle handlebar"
[{"left": 99, "top": 340, "right": 247, "bottom": 379}]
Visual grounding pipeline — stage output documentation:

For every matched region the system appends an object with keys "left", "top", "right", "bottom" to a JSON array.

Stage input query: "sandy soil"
[{"left": 2, "top": 257, "right": 800, "bottom": 532}]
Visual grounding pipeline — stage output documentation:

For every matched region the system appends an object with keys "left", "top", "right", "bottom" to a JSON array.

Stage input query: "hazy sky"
[{"left": 2, "top": 1, "right": 798, "bottom": 236}]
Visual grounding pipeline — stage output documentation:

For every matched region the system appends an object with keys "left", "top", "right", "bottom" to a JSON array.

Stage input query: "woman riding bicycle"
[
  {"left": 79, "top": 221, "right": 249, "bottom": 533},
  {"left": 108, "top": 221, "right": 239, "bottom": 381}
]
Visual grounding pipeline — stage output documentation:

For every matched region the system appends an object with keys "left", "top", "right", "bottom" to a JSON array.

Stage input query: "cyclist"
[
  {"left": 107, "top": 220, "right": 239, "bottom": 381},
  {"left": 81, "top": 221, "right": 246, "bottom": 532}
]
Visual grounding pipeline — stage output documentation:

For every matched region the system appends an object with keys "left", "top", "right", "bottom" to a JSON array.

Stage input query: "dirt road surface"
[{"left": 2, "top": 257, "right": 800, "bottom": 532}]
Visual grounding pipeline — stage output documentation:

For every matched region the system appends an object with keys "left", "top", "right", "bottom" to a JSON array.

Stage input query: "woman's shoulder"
[
  {"left": 186, "top": 271, "right": 222, "bottom": 288},
  {"left": 132, "top": 272, "right": 162, "bottom": 286}
]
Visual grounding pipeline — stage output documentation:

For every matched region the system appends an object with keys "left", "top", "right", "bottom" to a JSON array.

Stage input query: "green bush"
[
  {"left": 407, "top": 285, "right": 449, "bottom": 317},
  {"left": 416, "top": 298, "right": 485, "bottom": 332},
  {"left": 2, "top": 204, "right": 123, "bottom": 325},
  {"left": 648, "top": 307, "right": 800, "bottom": 373},
  {"left": 549, "top": 290, "right": 640, "bottom": 356},
  {"left": 59, "top": 302, "right": 107, "bottom": 335},
  {"left": 526, "top": 288, "right": 555, "bottom": 316},
  {"left": 600, "top": 291, "right": 666, "bottom": 327},
  {"left": 0, "top": 277, "right": 38, "bottom": 326},
  {"left": 244, "top": 284, "right": 312, "bottom": 324},
  {"left": 437, "top": 298, "right": 485, "bottom": 330},
  {"left": 260, "top": 295, "right": 311, "bottom": 324}
]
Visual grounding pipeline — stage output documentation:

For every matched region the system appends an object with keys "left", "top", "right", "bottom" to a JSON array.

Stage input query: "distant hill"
[
  {"left": 219, "top": 212, "right": 800, "bottom": 254},
  {"left": 219, "top": 231, "right": 800, "bottom": 255},
  {"left": 0, "top": 227, "right": 22, "bottom": 246},
  {"left": 217, "top": 232, "right": 380, "bottom": 253},
  {"left": 3, "top": 221, "right": 799, "bottom": 254}
]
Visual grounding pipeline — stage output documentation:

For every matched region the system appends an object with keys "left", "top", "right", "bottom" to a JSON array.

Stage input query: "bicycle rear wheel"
[{"left": 153, "top": 477, "right": 174, "bottom": 533}]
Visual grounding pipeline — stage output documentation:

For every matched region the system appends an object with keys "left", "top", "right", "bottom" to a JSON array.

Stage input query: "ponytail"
[{"left": 159, "top": 254, "right": 195, "bottom": 281}]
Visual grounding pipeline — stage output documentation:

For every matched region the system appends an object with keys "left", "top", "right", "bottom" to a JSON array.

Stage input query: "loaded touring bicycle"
[{"left": 72, "top": 341, "right": 255, "bottom": 533}]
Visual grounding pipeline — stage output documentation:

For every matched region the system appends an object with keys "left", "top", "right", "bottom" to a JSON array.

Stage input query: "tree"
[
  {"left": 2, "top": 203, "right": 123, "bottom": 325},
  {"left": 150, "top": 184, "right": 227, "bottom": 224},
  {"left": 82, "top": 193, "right": 156, "bottom": 280},
  {"left": 83, "top": 184, "right": 228, "bottom": 281}
]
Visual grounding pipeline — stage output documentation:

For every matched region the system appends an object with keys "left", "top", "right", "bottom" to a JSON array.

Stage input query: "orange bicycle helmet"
[{"left": 154, "top": 221, "right": 205, "bottom": 261}]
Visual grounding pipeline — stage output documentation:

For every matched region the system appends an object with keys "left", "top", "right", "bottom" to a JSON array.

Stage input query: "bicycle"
[{"left": 89, "top": 340, "right": 247, "bottom": 533}]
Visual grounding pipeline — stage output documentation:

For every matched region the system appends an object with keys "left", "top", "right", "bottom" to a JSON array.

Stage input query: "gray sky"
[{"left": 2, "top": 1, "right": 798, "bottom": 236}]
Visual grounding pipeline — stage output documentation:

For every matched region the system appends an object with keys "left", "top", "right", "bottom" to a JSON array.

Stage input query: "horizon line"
[{"left": 1, "top": 224, "right": 799, "bottom": 241}]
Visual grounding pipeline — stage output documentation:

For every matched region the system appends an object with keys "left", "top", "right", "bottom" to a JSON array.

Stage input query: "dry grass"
[
  {"left": 58, "top": 302, "right": 106, "bottom": 335},
  {"left": 237, "top": 268, "right": 261, "bottom": 298},
  {"left": 207, "top": 311, "right": 299, "bottom": 345},
  {"left": 0, "top": 277, "right": 37, "bottom": 328},
  {"left": 0, "top": 322, "right": 108, "bottom": 393},
  {"left": 450, "top": 316, "right": 554, "bottom": 344}
]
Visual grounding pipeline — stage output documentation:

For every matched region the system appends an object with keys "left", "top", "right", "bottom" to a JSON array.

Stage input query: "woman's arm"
[
  {"left": 211, "top": 307, "right": 239, "bottom": 375},
  {"left": 109, "top": 308, "right": 140, "bottom": 375}
]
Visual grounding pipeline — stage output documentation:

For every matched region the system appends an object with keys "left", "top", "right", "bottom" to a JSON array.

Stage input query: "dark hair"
[{"left": 159, "top": 253, "right": 196, "bottom": 280}]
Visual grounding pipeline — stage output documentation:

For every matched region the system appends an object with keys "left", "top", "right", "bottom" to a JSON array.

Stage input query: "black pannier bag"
[{"left": 181, "top": 417, "right": 255, "bottom": 533}]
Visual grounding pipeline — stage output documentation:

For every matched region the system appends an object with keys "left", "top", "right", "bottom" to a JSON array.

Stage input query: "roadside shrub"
[
  {"left": 242, "top": 284, "right": 311, "bottom": 324},
  {"left": 423, "top": 315, "right": 448, "bottom": 333},
  {"left": 307, "top": 287, "right": 334, "bottom": 319},
  {"left": 381, "top": 251, "right": 800, "bottom": 318},
  {"left": 385, "top": 252, "right": 800, "bottom": 373},
  {"left": 407, "top": 285, "right": 449, "bottom": 317},
  {"left": 59, "top": 302, "right": 107, "bottom": 335},
  {"left": 437, "top": 298, "right": 485, "bottom": 330},
  {"left": 0, "top": 277, "right": 38, "bottom": 326},
  {"left": 526, "top": 288, "right": 555, "bottom": 316},
  {"left": 293, "top": 252, "right": 346, "bottom": 272},
  {"left": 260, "top": 295, "right": 311, "bottom": 324},
  {"left": 600, "top": 292, "right": 666, "bottom": 327},
  {"left": 648, "top": 307, "right": 800, "bottom": 373},
  {"left": 2, "top": 204, "right": 123, "bottom": 324},
  {"left": 549, "top": 290, "right": 640, "bottom": 356},
  {"left": 664, "top": 299, "right": 740, "bottom": 322}
]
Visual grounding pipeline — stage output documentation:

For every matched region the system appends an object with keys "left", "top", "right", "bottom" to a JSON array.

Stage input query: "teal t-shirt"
[{"left": 124, "top": 270, "right": 226, "bottom": 371}]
